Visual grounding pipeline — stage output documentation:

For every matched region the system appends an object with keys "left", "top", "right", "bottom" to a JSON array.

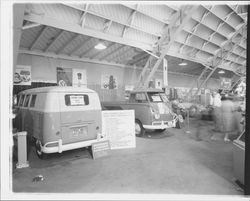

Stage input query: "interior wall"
[{"left": 16, "top": 54, "right": 220, "bottom": 101}]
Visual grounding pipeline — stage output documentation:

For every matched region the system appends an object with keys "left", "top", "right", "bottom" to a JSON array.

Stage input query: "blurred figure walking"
[{"left": 210, "top": 90, "right": 222, "bottom": 140}]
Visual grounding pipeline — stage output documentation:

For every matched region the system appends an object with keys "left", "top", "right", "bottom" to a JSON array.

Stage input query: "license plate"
[{"left": 72, "top": 127, "right": 87, "bottom": 137}]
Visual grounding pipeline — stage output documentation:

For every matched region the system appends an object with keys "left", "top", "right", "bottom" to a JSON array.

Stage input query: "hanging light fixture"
[
  {"left": 218, "top": 70, "right": 225, "bottom": 74},
  {"left": 178, "top": 59, "right": 187, "bottom": 66},
  {"left": 94, "top": 41, "right": 107, "bottom": 50}
]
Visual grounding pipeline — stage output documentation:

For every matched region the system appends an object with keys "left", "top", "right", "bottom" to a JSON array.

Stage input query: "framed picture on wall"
[
  {"left": 57, "top": 67, "right": 72, "bottom": 86},
  {"left": 14, "top": 65, "right": 31, "bottom": 85},
  {"left": 101, "top": 74, "right": 118, "bottom": 89},
  {"left": 72, "top": 69, "right": 87, "bottom": 87}
]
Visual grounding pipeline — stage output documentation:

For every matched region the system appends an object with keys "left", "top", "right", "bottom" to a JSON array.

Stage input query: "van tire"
[
  {"left": 135, "top": 119, "right": 145, "bottom": 137},
  {"left": 35, "top": 139, "right": 47, "bottom": 159},
  {"left": 155, "top": 129, "right": 166, "bottom": 132}
]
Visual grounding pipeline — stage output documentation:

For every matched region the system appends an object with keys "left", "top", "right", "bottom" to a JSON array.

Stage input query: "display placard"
[
  {"left": 102, "top": 110, "right": 135, "bottom": 150},
  {"left": 70, "top": 95, "right": 85, "bottom": 105},
  {"left": 91, "top": 140, "right": 110, "bottom": 159}
]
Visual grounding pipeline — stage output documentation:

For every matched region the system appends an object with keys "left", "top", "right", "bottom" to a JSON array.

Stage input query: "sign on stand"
[
  {"left": 91, "top": 140, "right": 110, "bottom": 159},
  {"left": 102, "top": 110, "right": 136, "bottom": 150}
]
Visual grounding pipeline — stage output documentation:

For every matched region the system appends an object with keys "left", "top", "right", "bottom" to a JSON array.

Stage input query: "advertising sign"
[
  {"left": 72, "top": 69, "right": 87, "bottom": 87},
  {"left": 101, "top": 74, "right": 118, "bottom": 89},
  {"left": 102, "top": 110, "right": 135, "bottom": 149},
  {"left": 14, "top": 65, "right": 31, "bottom": 85},
  {"left": 57, "top": 67, "right": 72, "bottom": 86}
]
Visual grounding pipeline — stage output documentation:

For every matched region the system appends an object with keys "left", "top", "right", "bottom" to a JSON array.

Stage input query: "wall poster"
[
  {"left": 155, "top": 79, "right": 163, "bottom": 89},
  {"left": 56, "top": 67, "right": 72, "bottom": 86},
  {"left": 14, "top": 65, "right": 31, "bottom": 85},
  {"left": 101, "top": 74, "right": 118, "bottom": 89},
  {"left": 72, "top": 69, "right": 87, "bottom": 87}
]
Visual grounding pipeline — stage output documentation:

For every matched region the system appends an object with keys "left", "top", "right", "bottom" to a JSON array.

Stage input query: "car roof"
[{"left": 18, "top": 86, "right": 96, "bottom": 94}]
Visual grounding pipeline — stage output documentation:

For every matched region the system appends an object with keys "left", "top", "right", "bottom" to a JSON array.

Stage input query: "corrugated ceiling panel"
[
  {"left": 49, "top": 31, "right": 75, "bottom": 53},
  {"left": 192, "top": 6, "right": 207, "bottom": 22},
  {"left": 182, "top": 20, "right": 197, "bottom": 32},
  {"left": 202, "top": 13, "right": 221, "bottom": 32},
  {"left": 106, "top": 46, "right": 129, "bottom": 61},
  {"left": 108, "top": 22, "right": 124, "bottom": 37},
  {"left": 187, "top": 35, "right": 204, "bottom": 50},
  {"left": 227, "top": 12, "right": 244, "bottom": 28},
  {"left": 35, "top": 27, "right": 60, "bottom": 51},
  {"left": 203, "top": 43, "right": 219, "bottom": 54},
  {"left": 139, "top": 4, "right": 173, "bottom": 22},
  {"left": 84, "top": 14, "right": 106, "bottom": 31},
  {"left": 133, "top": 12, "right": 163, "bottom": 36},
  {"left": 89, "top": 4, "right": 130, "bottom": 25},
  {"left": 74, "top": 38, "right": 97, "bottom": 56},
  {"left": 115, "top": 48, "right": 134, "bottom": 63},
  {"left": 195, "top": 24, "right": 214, "bottom": 41},
  {"left": 175, "top": 31, "right": 189, "bottom": 43},
  {"left": 211, "top": 5, "right": 231, "bottom": 19},
  {"left": 196, "top": 50, "right": 213, "bottom": 61},
  {"left": 125, "top": 28, "right": 156, "bottom": 45},
  {"left": 210, "top": 32, "right": 227, "bottom": 46},
  {"left": 29, "top": 4, "right": 81, "bottom": 25},
  {"left": 20, "top": 26, "right": 44, "bottom": 48},
  {"left": 63, "top": 35, "right": 88, "bottom": 55},
  {"left": 217, "top": 23, "right": 235, "bottom": 36},
  {"left": 95, "top": 44, "right": 120, "bottom": 60}
]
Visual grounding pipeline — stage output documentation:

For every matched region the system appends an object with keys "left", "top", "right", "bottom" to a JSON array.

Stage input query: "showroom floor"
[{"left": 12, "top": 118, "right": 243, "bottom": 196}]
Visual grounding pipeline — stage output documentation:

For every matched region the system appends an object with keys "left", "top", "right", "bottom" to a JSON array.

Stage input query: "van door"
[{"left": 59, "top": 93, "right": 98, "bottom": 145}]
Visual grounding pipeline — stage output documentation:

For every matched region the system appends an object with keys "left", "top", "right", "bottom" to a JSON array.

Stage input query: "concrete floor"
[{"left": 12, "top": 118, "right": 244, "bottom": 197}]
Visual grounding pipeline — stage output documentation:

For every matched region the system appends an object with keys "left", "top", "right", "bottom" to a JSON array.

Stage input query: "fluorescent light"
[
  {"left": 178, "top": 61, "right": 187, "bottom": 66},
  {"left": 94, "top": 43, "right": 107, "bottom": 50},
  {"left": 218, "top": 70, "right": 225, "bottom": 74}
]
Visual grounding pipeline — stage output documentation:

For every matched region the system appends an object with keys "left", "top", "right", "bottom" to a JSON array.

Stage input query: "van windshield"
[{"left": 147, "top": 92, "right": 163, "bottom": 103}]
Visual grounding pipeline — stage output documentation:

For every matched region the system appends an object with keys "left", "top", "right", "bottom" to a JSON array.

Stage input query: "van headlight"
[{"left": 154, "top": 113, "right": 160, "bottom": 119}]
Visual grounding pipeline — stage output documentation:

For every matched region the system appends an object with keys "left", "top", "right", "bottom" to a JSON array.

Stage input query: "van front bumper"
[
  {"left": 143, "top": 118, "right": 177, "bottom": 130},
  {"left": 41, "top": 134, "right": 107, "bottom": 154}
]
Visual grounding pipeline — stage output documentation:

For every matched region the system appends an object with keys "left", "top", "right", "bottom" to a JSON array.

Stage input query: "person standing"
[
  {"left": 220, "top": 95, "right": 236, "bottom": 142},
  {"left": 210, "top": 90, "right": 222, "bottom": 140}
]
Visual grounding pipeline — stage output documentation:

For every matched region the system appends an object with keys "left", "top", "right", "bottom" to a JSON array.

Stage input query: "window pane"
[
  {"left": 147, "top": 92, "right": 163, "bottom": 102},
  {"left": 24, "top": 95, "right": 31, "bottom": 107},
  {"left": 65, "top": 94, "right": 89, "bottom": 106},
  {"left": 30, "top": 95, "right": 37, "bottom": 107},
  {"left": 18, "top": 95, "right": 25, "bottom": 106}
]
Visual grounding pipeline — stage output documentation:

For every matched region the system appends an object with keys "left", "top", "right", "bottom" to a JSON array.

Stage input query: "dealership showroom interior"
[{"left": 1, "top": 1, "right": 250, "bottom": 200}]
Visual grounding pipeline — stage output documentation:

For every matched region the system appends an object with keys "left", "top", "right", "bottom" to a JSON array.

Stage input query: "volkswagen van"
[{"left": 15, "top": 86, "right": 104, "bottom": 159}]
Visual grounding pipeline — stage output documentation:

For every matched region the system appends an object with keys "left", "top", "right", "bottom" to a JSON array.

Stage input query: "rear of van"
[{"left": 40, "top": 88, "right": 103, "bottom": 154}]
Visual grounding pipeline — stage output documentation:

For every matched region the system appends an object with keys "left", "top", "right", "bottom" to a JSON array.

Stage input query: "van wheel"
[
  {"left": 35, "top": 140, "right": 46, "bottom": 159},
  {"left": 135, "top": 119, "right": 145, "bottom": 137}
]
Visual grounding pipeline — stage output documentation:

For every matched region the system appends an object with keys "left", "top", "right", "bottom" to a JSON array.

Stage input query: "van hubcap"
[
  {"left": 35, "top": 140, "right": 42, "bottom": 156},
  {"left": 135, "top": 123, "right": 141, "bottom": 135}
]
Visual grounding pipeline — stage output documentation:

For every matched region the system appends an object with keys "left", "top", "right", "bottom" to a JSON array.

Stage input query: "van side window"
[
  {"left": 65, "top": 94, "right": 89, "bottom": 106},
  {"left": 18, "top": 94, "right": 25, "bottom": 106},
  {"left": 30, "top": 95, "right": 37, "bottom": 107},
  {"left": 135, "top": 93, "right": 147, "bottom": 103},
  {"left": 24, "top": 94, "right": 31, "bottom": 107}
]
